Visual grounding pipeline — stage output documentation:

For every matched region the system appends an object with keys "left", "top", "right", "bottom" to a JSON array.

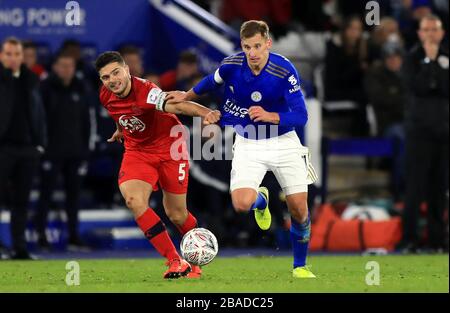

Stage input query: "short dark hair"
[
  {"left": 1, "top": 36, "right": 22, "bottom": 51},
  {"left": 95, "top": 51, "right": 125, "bottom": 72},
  {"left": 240, "top": 20, "right": 270, "bottom": 39}
]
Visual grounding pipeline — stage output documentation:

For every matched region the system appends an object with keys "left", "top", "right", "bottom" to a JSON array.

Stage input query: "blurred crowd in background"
[{"left": 0, "top": 0, "right": 448, "bottom": 258}]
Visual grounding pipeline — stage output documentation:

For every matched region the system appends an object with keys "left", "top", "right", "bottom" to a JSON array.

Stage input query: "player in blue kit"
[{"left": 167, "top": 20, "right": 317, "bottom": 278}]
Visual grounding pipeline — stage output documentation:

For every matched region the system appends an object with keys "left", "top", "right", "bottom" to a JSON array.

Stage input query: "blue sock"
[
  {"left": 290, "top": 214, "right": 311, "bottom": 268},
  {"left": 250, "top": 191, "right": 267, "bottom": 211}
]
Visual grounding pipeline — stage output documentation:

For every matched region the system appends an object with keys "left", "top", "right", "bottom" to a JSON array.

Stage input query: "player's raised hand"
[
  {"left": 107, "top": 129, "right": 123, "bottom": 143},
  {"left": 165, "top": 90, "right": 187, "bottom": 103},
  {"left": 204, "top": 110, "right": 221, "bottom": 125}
]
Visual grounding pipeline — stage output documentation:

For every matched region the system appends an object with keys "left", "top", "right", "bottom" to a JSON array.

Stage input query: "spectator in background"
[
  {"left": 431, "top": 0, "right": 449, "bottom": 46},
  {"left": 324, "top": 15, "right": 369, "bottom": 135},
  {"left": 59, "top": 39, "right": 98, "bottom": 89},
  {"left": 23, "top": 41, "right": 47, "bottom": 80},
  {"left": 400, "top": 14, "right": 449, "bottom": 253},
  {"left": 395, "top": 0, "right": 434, "bottom": 49},
  {"left": 365, "top": 43, "right": 407, "bottom": 138},
  {"left": 365, "top": 42, "right": 408, "bottom": 200},
  {"left": 159, "top": 50, "right": 200, "bottom": 91},
  {"left": 35, "top": 52, "right": 91, "bottom": 250},
  {"left": 367, "top": 17, "right": 404, "bottom": 65},
  {"left": 0, "top": 37, "right": 47, "bottom": 260},
  {"left": 118, "top": 45, "right": 144, "bottom": 78}
]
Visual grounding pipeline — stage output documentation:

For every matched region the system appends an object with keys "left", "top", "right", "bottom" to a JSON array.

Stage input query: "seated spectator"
[{"left": 23, "top": 40, "right": 48, "bottom": 80}]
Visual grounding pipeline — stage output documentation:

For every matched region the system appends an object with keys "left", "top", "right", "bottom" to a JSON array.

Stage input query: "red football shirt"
[{"left": 99, "top": 76, "right": 185, "bottom": 154}]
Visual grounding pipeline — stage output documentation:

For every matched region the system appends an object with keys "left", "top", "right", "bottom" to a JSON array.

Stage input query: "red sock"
[
  {"left": 176, "top": 211, "right": 198, "bottom": 235},
  {"left": 136, "top": 208, "right": 179, "bottom": 260}
]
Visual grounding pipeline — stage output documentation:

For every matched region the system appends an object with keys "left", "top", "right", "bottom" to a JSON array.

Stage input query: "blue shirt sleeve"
[
  {"left": 193, "top": 73, "right": 218, "bottom": 95},
  {"left": 278, "top": 65, "right": 308, "bottom": 128},
  {"left": 193, "top": 61, "right": 232, "bottom": 95}
]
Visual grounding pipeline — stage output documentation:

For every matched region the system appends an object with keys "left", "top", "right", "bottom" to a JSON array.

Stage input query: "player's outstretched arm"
[
  {"left": 165, "top": 89, "right": 198, "bottom": 103},
  {"left": 164, "top": 100, "right": 221, "bottom": 124},
  {"left": 166, "top": 70, "right": 222, "bottom": 103}
]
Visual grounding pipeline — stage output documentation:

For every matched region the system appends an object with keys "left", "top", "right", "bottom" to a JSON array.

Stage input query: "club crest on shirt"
[
  {"left": 251, "top": 91, "right": 262, "bottom": 102},
  {"left": 119, "top": 115, "right": 146, "bottom": 133}
]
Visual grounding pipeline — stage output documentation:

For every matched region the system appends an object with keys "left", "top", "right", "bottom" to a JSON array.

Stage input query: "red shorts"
[{"left": 118, "top": 150, "right": 189, "bottom": 194}]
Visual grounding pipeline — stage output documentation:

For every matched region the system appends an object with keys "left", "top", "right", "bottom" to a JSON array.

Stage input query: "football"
[{"left": 180, "top": 228, "right": 218, "bottom": 266}]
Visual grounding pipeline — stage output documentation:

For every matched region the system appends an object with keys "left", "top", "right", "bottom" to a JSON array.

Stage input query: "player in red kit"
[{"left": 95, "top": 51, "right": 220, "bottom": 279}]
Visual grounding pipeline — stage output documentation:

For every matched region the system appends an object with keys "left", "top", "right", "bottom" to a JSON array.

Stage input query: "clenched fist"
[{"left": 204, "top": 110, "right": 221, "bottom": 125}]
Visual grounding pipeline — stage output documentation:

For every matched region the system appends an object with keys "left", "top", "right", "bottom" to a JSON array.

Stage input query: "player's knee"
[
  {"left": 124, "top": 195, "right": 145, "bottom": 211},
  {"left": 232, "top": 198, "right": 253, "bottom": 213},
  {"left": 288, "top": 204, "right": 308, "bottom": 223},
  {"left": 166, "top": 209, "right": 187, "bottom": 225}
]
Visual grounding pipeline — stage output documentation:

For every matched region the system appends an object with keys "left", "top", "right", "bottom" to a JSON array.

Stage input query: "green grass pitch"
[{"left": 0, "top": 254, "right": 448, "bottom": 292}]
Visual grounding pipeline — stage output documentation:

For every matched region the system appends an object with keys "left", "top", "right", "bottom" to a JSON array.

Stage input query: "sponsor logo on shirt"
[
  {"left": 289, "top": 85, "right": 301, "bottom": 94},
  {"left": 119, "top": 115, "right": 146, "bottom": 133},
  {"left": 224, "top": 99, "right": 248, "bottom": 118}
]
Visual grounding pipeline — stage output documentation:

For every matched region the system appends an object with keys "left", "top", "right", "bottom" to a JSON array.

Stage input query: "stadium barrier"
[{"left": 310, "top": 204, "right": 402, "bottom": 252}]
